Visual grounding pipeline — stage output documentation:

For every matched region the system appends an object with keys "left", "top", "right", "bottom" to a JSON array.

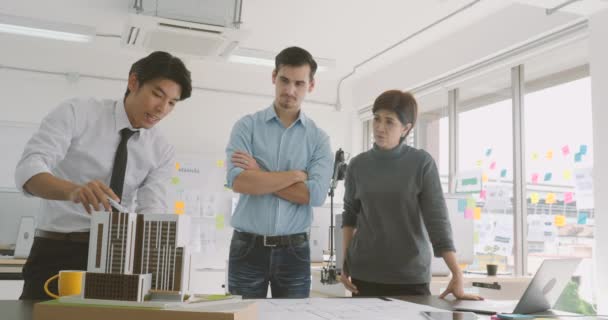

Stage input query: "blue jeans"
[{"left": 228, "top": 231, "right": 311, "bottom": 298}]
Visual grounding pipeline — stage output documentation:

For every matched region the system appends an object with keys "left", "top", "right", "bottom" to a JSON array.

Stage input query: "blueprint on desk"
[{"left": 258, "top": 297, "right": 447, "bottom": 320}]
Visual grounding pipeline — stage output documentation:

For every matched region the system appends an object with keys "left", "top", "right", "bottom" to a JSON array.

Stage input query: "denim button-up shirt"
[{"left": 226, "top": 105, "right": 333, "bottom": 235}]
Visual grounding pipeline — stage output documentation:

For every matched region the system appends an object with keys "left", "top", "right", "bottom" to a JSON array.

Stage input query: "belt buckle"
[{"left": 263, "top": 236, "right": 277, "bottom": 247}]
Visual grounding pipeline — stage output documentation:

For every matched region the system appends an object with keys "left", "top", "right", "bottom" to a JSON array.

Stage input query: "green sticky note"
[
  {"left": 171, "top": 177, "right": 180, "bottom": 185},
  {"left": 215, "top": 214, "right": 225, "bottom": 229}
]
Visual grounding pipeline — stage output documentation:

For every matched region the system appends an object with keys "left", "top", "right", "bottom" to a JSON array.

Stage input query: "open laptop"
[{"left": 453, "top": 258, "right": 581, "bottom": 315}]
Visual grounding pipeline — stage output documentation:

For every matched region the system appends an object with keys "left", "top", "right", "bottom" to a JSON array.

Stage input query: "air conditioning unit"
[{"left": 122, "top": 14, "right": 246, "bottom": 58}]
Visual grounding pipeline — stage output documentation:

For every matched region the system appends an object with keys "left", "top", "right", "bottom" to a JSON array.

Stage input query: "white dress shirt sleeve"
[
  {"left": 135, "top": 143, "right": 175, "bottom": 214},
  {"left": 14, "top": 100, "right": 77, "bottom": 196}
]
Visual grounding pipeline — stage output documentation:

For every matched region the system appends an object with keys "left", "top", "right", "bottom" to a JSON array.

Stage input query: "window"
[{"left": 524, "top": 73, "right": 595, "bottom": 311}]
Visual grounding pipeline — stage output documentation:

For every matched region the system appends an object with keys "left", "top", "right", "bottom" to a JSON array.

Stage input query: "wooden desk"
[
  {"left": 0, "top": 259, "right": 25, "bottom": 299},
  {"left": 0, "top": 297, "right": 586, "bottom": 320}
]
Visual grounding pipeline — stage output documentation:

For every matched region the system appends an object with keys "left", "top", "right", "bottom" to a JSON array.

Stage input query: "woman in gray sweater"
[{"left": 340, "top": 90, "right": 482, "bottom": 300}]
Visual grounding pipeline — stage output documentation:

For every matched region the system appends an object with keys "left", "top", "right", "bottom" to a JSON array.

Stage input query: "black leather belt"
[
  {"left": 35, "top": 230, "right": 90, "bottom": 243},
  {"left": 234, "top": 230, "right": 308, "bottom": 247}
]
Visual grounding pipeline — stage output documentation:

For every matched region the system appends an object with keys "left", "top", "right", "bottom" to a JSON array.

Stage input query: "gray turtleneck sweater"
[{"left": 342, "top": 143, "right": 455, "bottom": 284}]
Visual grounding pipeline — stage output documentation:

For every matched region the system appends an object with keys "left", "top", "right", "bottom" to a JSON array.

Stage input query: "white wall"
[
  {"left": 0, "top": 68, "right": 352, "bottom": 158},
  {"left": 589, "top": 8, "right": 608, "bottom": 313}
]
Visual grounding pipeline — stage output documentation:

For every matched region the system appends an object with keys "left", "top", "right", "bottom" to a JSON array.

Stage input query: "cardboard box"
[{"left": 34, "top": 299, "right": 257, "bottom": 320}]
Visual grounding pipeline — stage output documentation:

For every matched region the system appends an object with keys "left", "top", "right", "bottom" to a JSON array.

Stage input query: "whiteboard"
[
  {"left": 0, "top": 121, "right": 39, "bottom": 191},
  {"left": 166, "top": 153, "right": 236, "bottom": 270}
]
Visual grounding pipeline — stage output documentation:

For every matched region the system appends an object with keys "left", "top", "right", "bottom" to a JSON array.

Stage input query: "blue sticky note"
[
  {"left": 485, "top": 148, "right": 492, "bottom": 157},
  {"left": 500, "top": 169, "right": 507, "bottom": 178},
  {"left": 458, "top": 199, "right": 467, "bottom": 213},
  {"left": 544, "top": 172, "right": 552, "bottom": 181},
  {"left": 575, "top": 153, "right": 582, "bottom": 163},
  {"left": 578, "top": 212, "right": 588, "bottom": 225},
  {"left": 579, "top": 144, "right": 587, "bottom": 155}
]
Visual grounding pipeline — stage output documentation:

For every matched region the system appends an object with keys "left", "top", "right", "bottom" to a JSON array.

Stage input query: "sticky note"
[
  {"left": 500, "top": 169, "right": 507, "bottom": 178},
  {"left": 530, "top": 193, "right": 540, "bottom": 204},
  {"left": 473, "top": 231, "right": 480, "bottom": 244},
  {"left": 458, "top": 199, "right": 467, "bottom": 213},
  {"left": 215, "top": 214, "right": 225, "bottom": 229},
  {"left": 554, "top": 215, "right": 566, "bottom": 227},
  {"left": 482, "top": 173, "right": 489, "bottom": 183},
  {"left": 546, "top": 150, "right": 553, "bottom": 160},
  {"left": 563, "top": 192, "right": 574, "bottom": 204},
  {"left": 175, "top": 162, "right": 180, "bottom": 170},
  {"left": 480, "top": 189, "right": 487, "bottom": 200},
  {"left": 476, "top": 160, "right": 483, "bottom": 167},
  {"left": 216, "top": 160, "right": 225, "bottom": 168},
  {"left": 485, "top": 149, "right": 492, "bottom": 157},
  {"left": 546, "top": 193, "right": 556, "bottom": 204},
  {"left": 467, "top": 198, "right": 476, "bottom": 209},
  {"left": 464, "top": 208, "right": 474, "bottom": 219},
  {"left": 575, "top": 153, "right": 582, "bottom": 163},
  {"left": 579, "top": 144, "right": 587, "bottom": 155},
  {"left": 563, "top": 170, "right": 572, "bottom": 180},
  {"left": 474, "top": 207, "right": 482, "bottom": 220},
  {"left": 175, "top": 201, "right": 185, "bottom": 215},
  {"left": 578, "top": 212, "right": 588, "bottom": 225},
  {"left": 489, "top": 161, "right": 496, "bottom": 170},
  {"left": 561, "top": 145, "right": 570, "bottom": 156},
  {"left": 532, "top": 152, "right": 539, "bottom": 160},
  {"left": 531, "top": 173, "right": 539, "bottom": 184},
  {"left": 174, "top": 201, "right": 185, "bottom": 215},
  {"left": 171, "top": 177, "right": 180, "bottom": 185},
  {"left": 544, "top": 172, "right": 552, "bottom": 182}
]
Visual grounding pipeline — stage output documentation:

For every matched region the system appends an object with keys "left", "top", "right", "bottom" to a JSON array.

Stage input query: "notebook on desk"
[{"left": 453, "top": 258, "right": 581, "bottom": 315}]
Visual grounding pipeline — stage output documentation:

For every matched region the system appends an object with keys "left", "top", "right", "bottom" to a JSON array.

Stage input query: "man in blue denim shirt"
[{"left": 225, "top": 47, "right": 333, "bottom": 298}]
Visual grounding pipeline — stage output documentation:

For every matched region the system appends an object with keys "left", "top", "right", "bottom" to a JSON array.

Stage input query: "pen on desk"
[{"left": 378, "top": 296, "right": 391, "bottom": 301}]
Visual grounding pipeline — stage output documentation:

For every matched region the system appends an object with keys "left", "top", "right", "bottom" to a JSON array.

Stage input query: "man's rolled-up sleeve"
[{"left": 303, "top": 132, "right": 333, "bottom": 207}]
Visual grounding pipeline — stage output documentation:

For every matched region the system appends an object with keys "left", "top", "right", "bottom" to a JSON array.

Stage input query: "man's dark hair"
[
  {"left": 274, "top": 46, "right": 318, "bottom": 81},
  {"left": 124, "top": 51, "right": 192, "bottom": 100},
  {"left": 372, "top": 90, "right": 418, "bottom": 143}
]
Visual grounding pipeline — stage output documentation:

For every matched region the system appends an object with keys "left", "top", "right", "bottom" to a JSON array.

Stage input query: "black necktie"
[{"left": 109, "top": 128, "right": 136, "bottom": 201}]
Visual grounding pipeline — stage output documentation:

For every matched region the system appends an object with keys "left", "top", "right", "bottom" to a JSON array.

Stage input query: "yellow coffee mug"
[{"left": 43, "top": 270, "right": 85, "bottom": 299}]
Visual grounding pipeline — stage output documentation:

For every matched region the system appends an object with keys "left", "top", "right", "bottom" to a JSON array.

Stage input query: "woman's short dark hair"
[
  {"left": 124, "top": 51, "right": 192, "bottom": 100},
  {"left": 274, "top": 46, "right": 318, "bottom": 81},
  {"left": 372, "top": 90, "right": 418, "bottom": 143}
]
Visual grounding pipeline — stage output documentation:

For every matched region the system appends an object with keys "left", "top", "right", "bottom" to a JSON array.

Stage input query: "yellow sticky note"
[
  {"left": 215, "top": 214, "right": 225, "bottom": 229},
  {"left": 532, "top": 152, "right": 539, "bottom": 160},
  {"left": 546, "top": 193, "right": 556, "bottom": 204},
  {"left": 530, "top": 192, "right": 540, "bottom": 204},
  {"left": 563, "top": 170, "right": 572, "bottom": 180},
  {"left": 476, "top": 160, "right": 483, "bottom": 167},
  {"left": 171, "top": 177, "right": 180, "bottom": 185},
  {"left": 175, "top": 201, "right": 185, "bottom": 214},
  {"left": 554, "top": 215, "right": 566, "bottom": 227},
  {"left": 482, "top": 173, "right": 489, "bottom": 183},
  {"left": 216, "top": 160, "right": 225, "bottom": 168},
  {"left": 474, "top": 207, "right": 482, "bottom": 220},
  {"left": 175, "top": 162, "right": 180, "bottom": 170},
  {"left": 546, "top": 150, "right": 553, "bottom": 160}
]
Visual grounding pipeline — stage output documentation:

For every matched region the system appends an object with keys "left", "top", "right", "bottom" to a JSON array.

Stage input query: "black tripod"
[{"left": 321, "top": 148, "right": 347, "bottom": 285}]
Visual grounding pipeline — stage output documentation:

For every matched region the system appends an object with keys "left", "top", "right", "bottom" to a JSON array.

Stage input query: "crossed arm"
[{"left": 231, "top": 151, "right": 310, "bottom": 205}]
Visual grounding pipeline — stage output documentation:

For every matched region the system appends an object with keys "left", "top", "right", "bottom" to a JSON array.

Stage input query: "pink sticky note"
[
  {"left": 561, "top": 145, "right": 570, "bottom": 156},
  {"left": 489, "top": 161, "right": 496, "bottom": 170},
  {"left": 464, "top": 208, "right": 474, "bottom": 220},
  {"left": 480, "top": 189, "right": 487, "bottom": 200},
  {"left": 531, "top": 173, "right": 539, "bottom": 184},
  {"left": 564, "top": 192, "right": 574, "bottom": 204}
]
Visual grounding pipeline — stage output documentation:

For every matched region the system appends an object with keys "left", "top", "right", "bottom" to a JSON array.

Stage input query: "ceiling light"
[
  {"left": 228, "top": 47, "right": 334, "bottom": 72},
  {"left": 0, "top": 13, "right": 94, "bottom": 43}
]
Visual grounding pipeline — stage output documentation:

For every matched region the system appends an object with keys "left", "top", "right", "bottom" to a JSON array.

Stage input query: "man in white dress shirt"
[{"left": 14, "top": 51, "right": 192, "bottom": 300}]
